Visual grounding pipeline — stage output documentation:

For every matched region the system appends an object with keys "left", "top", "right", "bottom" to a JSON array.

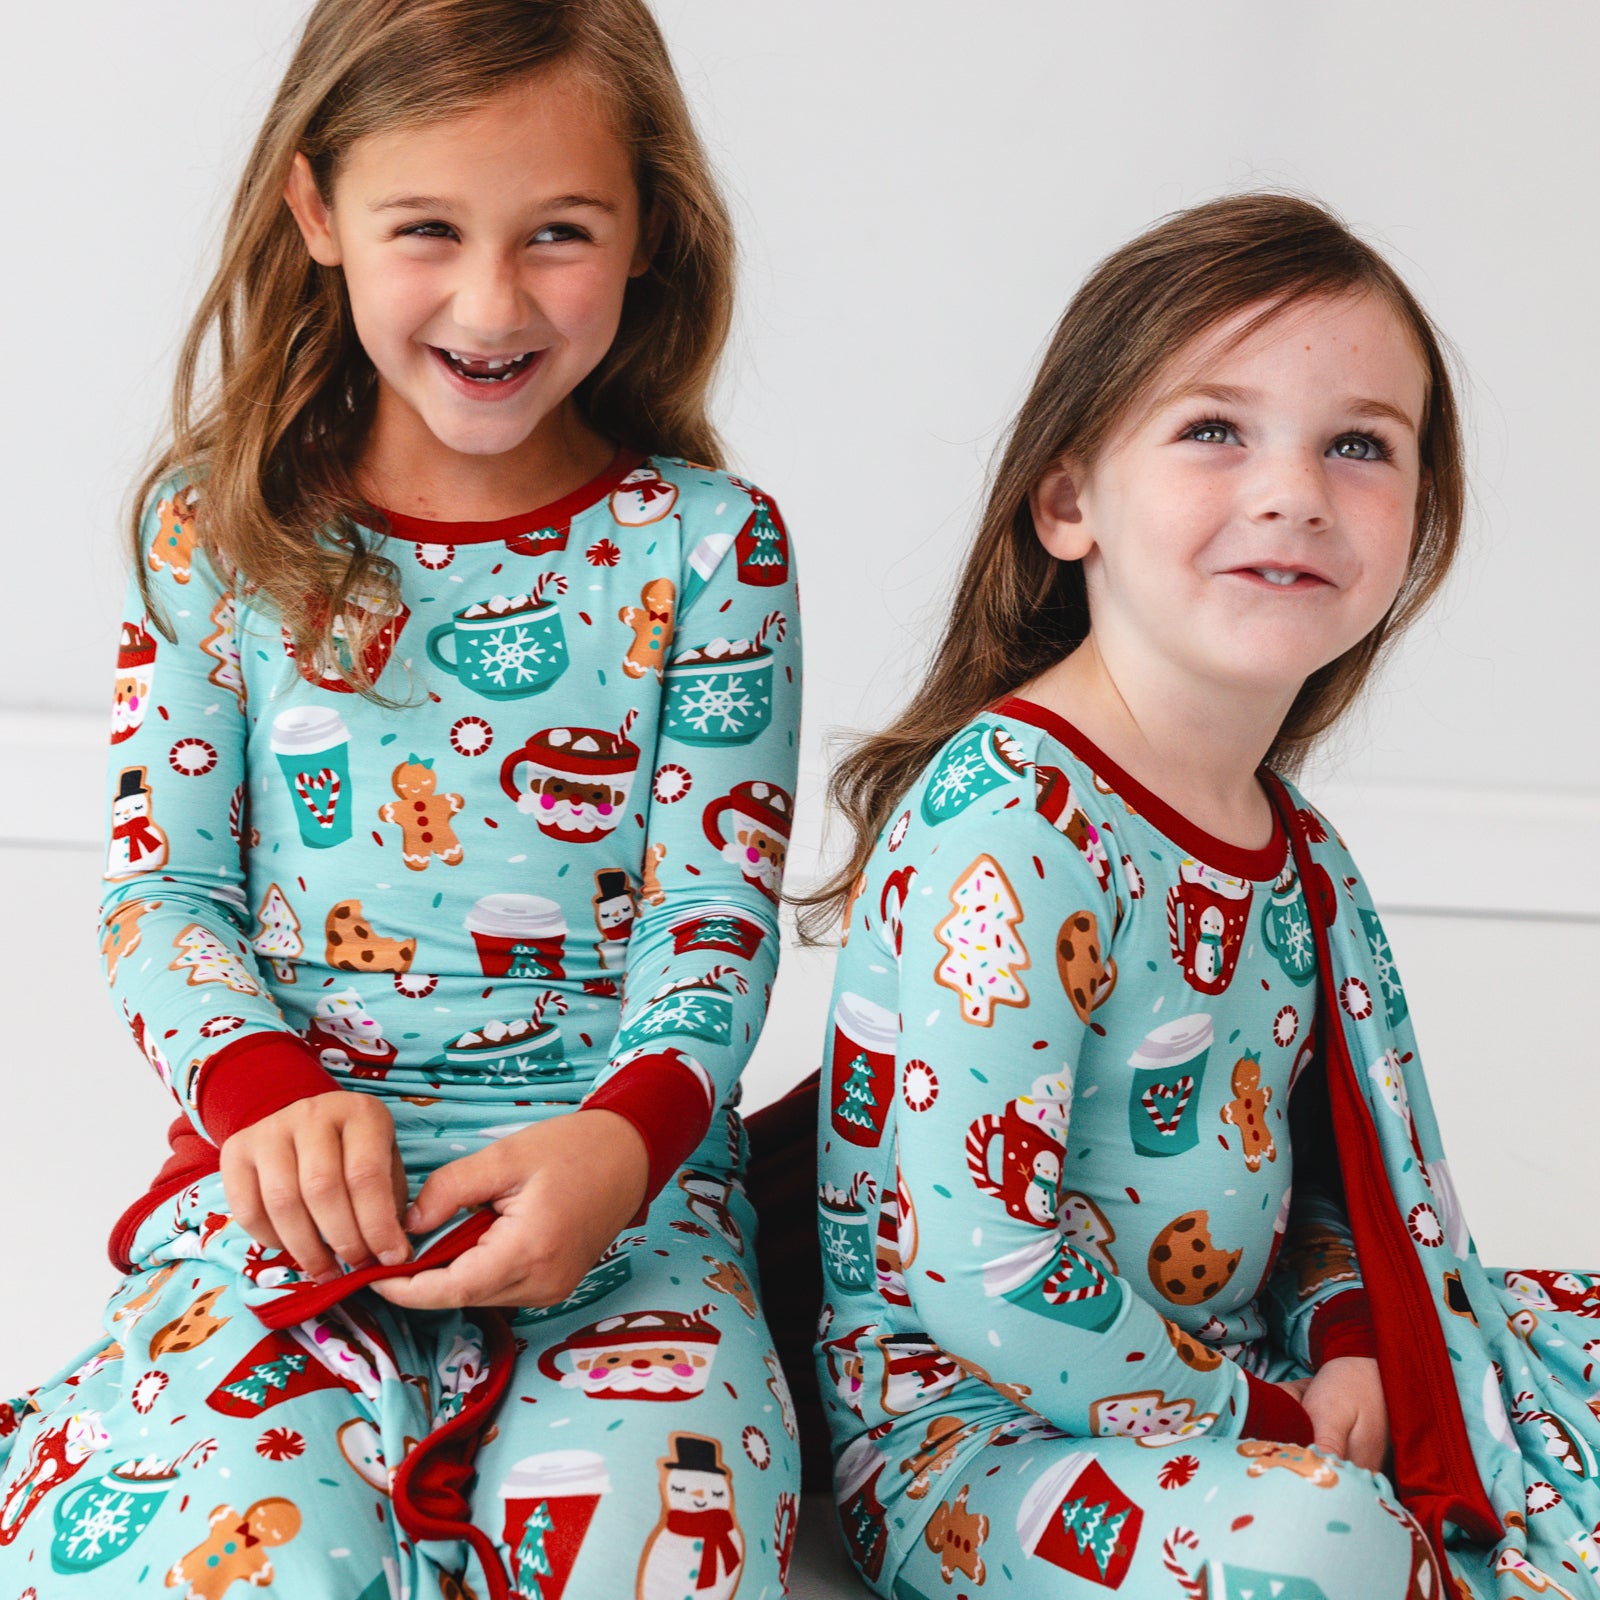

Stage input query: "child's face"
[
  {"left": 1035, "top": 291, "right": 1427, "bottom": 703},
  {"left": 286, "top": 62, "right": 648, "bottom": 462}
]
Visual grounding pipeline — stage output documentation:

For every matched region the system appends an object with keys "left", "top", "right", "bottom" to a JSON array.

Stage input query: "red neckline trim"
[
  {"left": 994, "top": 695, "right": 1286, "bottom": 881},
  {"left": 373, "top": 446, "right": 645, "bottom": 544}
]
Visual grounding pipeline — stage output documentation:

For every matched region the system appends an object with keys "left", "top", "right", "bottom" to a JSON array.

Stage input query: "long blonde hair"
[
  {"left": 131, "top": 0, "right": 735, "bottom": 698},
  {"left": 799, "top": 193, "right": 1464, "bottom": 938}
]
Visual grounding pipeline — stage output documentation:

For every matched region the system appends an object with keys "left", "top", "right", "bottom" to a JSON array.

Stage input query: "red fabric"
[
  {"left": 994, "top": 696, "right": 1287, "bottom": 882},
  {"left": 1309, "top": 1288, "right": 1379, "bottom": 1367},
  {"left": 1242, "top": 1371, "right": 1315, "bottom": 1445},
  {"left": 106, "top": 1117, "right": 220, "bottom": 1272},
  {"left": 1269, "top": 776, "right": 1500, "bottom": 1569},
  {"left": 194, "top": 1032, "right": 341, "bottom": 1145},
  {"left": 252, "top": 1209, "right": 498, "bottom": 1328},
  {"left": 665, "top": 1508, "right": 741, "bottom": 1589},
  {"left": 377, "top": 448, "right": 643, "bottom": 544},
  {"left": 582, "top": 1051, "right": 713, "bottom": 1211}
]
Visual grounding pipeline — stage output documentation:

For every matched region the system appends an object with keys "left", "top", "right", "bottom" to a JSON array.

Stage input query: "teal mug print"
[
  {"left": 426, "top": 593, "right": 568, "bottom": 700},
  {"left": 662, "top": 640, "right": 775, "bottom": 746}
]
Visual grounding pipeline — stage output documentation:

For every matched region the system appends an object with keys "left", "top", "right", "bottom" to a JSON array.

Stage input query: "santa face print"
[
  {"left": 733, "top": 822, "right": 786, "bottom": 898},
  {"left": 1036, "top": 291, "right": 1426, "bottom": 705},
  {"left": 283, "top": 60, "right": 650, "bottom": 472}
]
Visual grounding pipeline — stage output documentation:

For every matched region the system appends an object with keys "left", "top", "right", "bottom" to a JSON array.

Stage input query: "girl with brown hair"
[
  {"left": 809, "top": 194, "right": 1593, "bottom": 1597},
  {"left": 0, "top": 4, "right": 801, "bottom": 1595}
]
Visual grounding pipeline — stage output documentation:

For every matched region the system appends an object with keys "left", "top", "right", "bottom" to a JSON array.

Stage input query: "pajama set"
[
  {"left": 0, "top": 450, "right": 803, "bottom": 1600},
  {"left": 817, "top": 698, "right": 1600, "bottom": 1600}
]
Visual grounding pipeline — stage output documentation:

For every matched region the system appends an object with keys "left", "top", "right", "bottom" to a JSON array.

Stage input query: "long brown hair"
[
  {"left": 800, "top": 192, "right": 1464, "bottom": 938},
  {"left": 130, "top": 0, "right": 735, "bottom": 697}
]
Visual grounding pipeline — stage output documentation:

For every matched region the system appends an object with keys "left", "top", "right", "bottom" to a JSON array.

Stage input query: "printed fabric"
[
  {"left": 816, "top": 696, "right": 1597, "bottom": 1599},
  {"left": 0, "top": 449, "right": 803, "bottom": 1598}
]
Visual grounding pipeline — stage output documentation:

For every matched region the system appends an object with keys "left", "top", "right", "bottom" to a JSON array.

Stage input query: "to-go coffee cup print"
[{"left": 271, "top": 706, "right": 353, "bottom": 849}]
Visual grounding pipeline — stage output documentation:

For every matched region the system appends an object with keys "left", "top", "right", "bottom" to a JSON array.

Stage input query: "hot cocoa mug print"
[
  {"left": 425, "top": 577, "right": 569, "bottom": 700},
  {"left": 500, "top": 725, "right": 641, "bottom": 844},
  {"left": 701, "top": 779, "right": 792, "bottom": 903}
]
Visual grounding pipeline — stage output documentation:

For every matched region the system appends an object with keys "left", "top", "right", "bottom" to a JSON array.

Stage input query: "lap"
[
  {"left": 849, "top": 1409, "right": 1439, "bottom": 1600},
  {"left": 468, "top": 1166, "right": 800, "bottom": 1597},
  {"left": 0, "top": 1165, "right": 800, "bottom": 1597}
]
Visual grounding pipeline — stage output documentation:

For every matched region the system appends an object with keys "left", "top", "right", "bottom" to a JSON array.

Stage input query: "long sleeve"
[
  {"left": 99, "top": 479, "right": 337, "bottom": 1145},
  {"left": 891, "top": 792, "right": 1305, "bottom": 1442},
  {"left": 582, "top": 484, "right": 801, "bottom": 1205}
]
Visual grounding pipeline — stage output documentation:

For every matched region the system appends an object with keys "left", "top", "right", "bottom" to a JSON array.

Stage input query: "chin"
[{"left": 415, "top": 402, "right": 551, "bottom": 459}]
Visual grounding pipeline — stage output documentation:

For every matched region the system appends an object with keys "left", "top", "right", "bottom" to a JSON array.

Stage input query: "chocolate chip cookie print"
[
  {"left": 0, "top": 454, "right": 801, "bottom": 1598},
  {"left": 813, "top": 699, "right": 1582, "bottom": 1599}
]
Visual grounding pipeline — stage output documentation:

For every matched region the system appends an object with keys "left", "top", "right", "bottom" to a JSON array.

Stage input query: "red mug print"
[
  {"left": 500, "top": 726, "right": 641, "bottom": 844},
  {"left": 701, "top": 779, "right": 793, "bottom": 903},
  {"left": 965, "top": 1101, "right": 1065, "bottom": 1228}
]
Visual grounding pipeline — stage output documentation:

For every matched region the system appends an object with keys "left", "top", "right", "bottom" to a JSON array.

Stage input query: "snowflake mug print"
[
  {"left": 50, "top": 1459, "right": 178, "bottom": 1574},
  {"left": 819, "top": 1180, "right": 877, "bottom": 1293},
  {"left": 425, "top": 587, "right": 569, "bottom": 700},
  {"left": 662, "top": 635, "right": 778, "bottom": 747},
  {"left": 270, "top": 705, "right": 353, "bottom": 848}
]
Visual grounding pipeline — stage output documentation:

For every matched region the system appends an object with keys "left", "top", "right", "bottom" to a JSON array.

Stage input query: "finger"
[
  {"left": 371, "top": 1230, "right": 519, "bottom": 1310},
  {"left": 256, "top": 1135, "right": 339, "bottom": 1282},
  {"left": 219, "top": 1146, "right": 281, "bottom": 1252},
  {"left": 1348, "top": 1412, "right": 1389, "bottom": 1474},
  {"left": 343, "top": 1121, "right": 410, "bottom": 1267},
  {"left": 297, "top": 1121, "right": 374, "bottom": 1270},
  {"left": 404, "top": 1146, "right": 505, "bottom": 1235}
]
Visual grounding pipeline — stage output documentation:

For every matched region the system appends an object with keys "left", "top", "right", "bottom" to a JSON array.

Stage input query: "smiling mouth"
[
  {"left": 1234, "top": 566, "right": 1330, "bottom": 590},
  {"left": 432, "top": 347, "right": 540, "bottom": 383}
]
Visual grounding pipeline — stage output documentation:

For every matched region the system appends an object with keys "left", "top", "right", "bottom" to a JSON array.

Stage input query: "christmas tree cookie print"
[
  {"left": 934, "top": 855, "right": 1030, "bottom": 1025},
  {"left": 252, "top": 884, "right": 302, "bottom": 982},
  {"left": 169, "top": 925, "right": 262, "bottom": 995}
]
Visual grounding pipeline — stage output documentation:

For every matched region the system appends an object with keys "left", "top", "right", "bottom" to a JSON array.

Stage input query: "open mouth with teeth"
[
  {"left": 433, "top": 347, "right": 540, "bottom": 383},
  {"left": 1235, "top": 566, "right": 1328, "bottom": 590}
]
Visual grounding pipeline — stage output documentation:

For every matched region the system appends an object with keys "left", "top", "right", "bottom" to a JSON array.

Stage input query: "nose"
[
  {"left": 449, "top": 245, "right": 533, "bottom": 349},
  {"left": 1247, "top": 445, "right": 1333, "bottom": 531}
]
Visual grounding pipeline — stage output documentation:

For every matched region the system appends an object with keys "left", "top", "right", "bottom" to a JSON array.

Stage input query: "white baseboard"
[{"left": 3, "top": 709, "right": 1598, "bottom": 921}]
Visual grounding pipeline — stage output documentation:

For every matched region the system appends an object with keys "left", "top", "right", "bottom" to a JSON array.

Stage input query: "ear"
[
  {"left": 1029, "top": 458, "right": 1094, "bottom": 563},
  {"left": 283, "top": 151, "right": 343, "bottom": 267},
  {"left": 629, "top": 202, "right": 665, "bottom": 280}
]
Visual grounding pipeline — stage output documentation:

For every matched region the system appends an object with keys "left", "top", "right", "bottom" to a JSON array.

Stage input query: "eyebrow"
[
  {"left": 367, "top": 191, "right": 620, "bottom": 216},
  {"left": 1158, "top": 381, "right": 1418, "bottom": 434}
]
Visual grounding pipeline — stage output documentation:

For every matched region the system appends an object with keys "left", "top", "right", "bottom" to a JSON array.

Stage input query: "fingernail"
[
  {"left": 379, "top": 1247, "right": 410, "bottom": 1267},
  {"left": 312, "top": 1268, "right": 341, "bottom": 1286},
  {"left": 402, "top": 1207, "right": 422, "bottom": 1231}
]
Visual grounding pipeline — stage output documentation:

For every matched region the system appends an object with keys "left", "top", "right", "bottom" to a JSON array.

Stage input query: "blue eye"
[{"left": 1330, "top": 433, "right": 1390, "bottom": 462}]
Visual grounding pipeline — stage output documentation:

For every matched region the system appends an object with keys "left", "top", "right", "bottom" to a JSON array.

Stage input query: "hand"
[
  {"left": 1274, "top": 1375, "right": 1313, "bottom": 1405},
  {"left": 370, "top": 1110, "right": 649, "bottom": 1311},
  {"left": 1301, "top": 1356, "right": 1390, "bottom": 1472},
  {"left": 219, "top": 1091, "right": 410, "bottom": 1282}
]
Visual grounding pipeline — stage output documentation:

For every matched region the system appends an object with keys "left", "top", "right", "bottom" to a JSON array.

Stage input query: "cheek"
[
  {"left": 343, "top": 254, "right": 442, "bottom": 359},
  {"left": 537, "top": 261, "right": 632, "bottom": 350}
]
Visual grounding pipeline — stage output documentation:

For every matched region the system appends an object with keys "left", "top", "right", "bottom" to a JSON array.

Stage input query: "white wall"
[{"left": 1, "top": 2, "right": 1597, "bottom": 1395}]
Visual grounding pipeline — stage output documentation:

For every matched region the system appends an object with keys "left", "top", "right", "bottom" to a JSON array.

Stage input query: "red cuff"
[
  {"left": 1308, "top": 1288, "right": 1378, "bottom": 1367},
  {"left": 194, "top": 1032, "right": 341, "bottom": 1144},
  {"left": 582, "top": 1048, "right": 715, "bottom": 1212},
  {"left": 1243, "top": 1371, "right": 1315, "bottom": 1445}
]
